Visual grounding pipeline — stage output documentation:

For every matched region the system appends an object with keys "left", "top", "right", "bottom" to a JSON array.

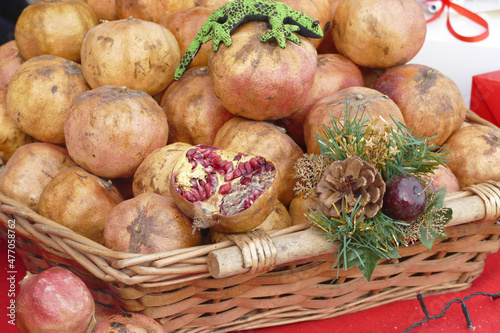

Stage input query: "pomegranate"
[
  {"left": 444, "top": 125, "right": 500, "bottom": 188},
  {"left": 37, "top": 167, "right": 124, "bottom": 245},
  {"left": 170, "top": 144, "right": 279, "bottom": 234},
  {"left": 103, "top": 193, "right": 201, "bottom": 253},
  {"left": 160, "top": 66, "right": 235, "bottom": 145},
  {"left": 332, "top": 0, "right": 426, "bottom": 68},
  {"left": 0, "top": 90, "right": 33, "bottom": 163},
  {"left": 281, "top": 53, "right": 364, "bottom": 148},
  {"left": 423, "top": 164, "right": 461, "bottom": 194},
  {"left": 208, "top": 200, "right": 292, "bottom": 243},
  {"left": 208, "top": 21, "right": 318, "bottom": 120},
  {"left": 0, "top": 142, "right": 77, "bottom": 210},
  {"left": 94, "top": 312, "right": 163, "bottom": 333},
  {"left": 14, "top": 0, "right": 99, "bottom": 62},
  {"left": 116, "top": 0, "right": 197, "bottom": 23},
  {"left": 213, "top": 118, "right": 304, "bottom": 206},
  {"left": 373, "top": 64, "right": 467, "bottom": 147},
  {"left": 64, "top": 85, "right": 169, "bottom": 179},
  {"left": 304, "top": 86, "right": 406, "bottom": 155},
  {"left": 85, "top": 0, "right": 118, "bottom": 21},
  {"left": 6, "top": 54, "right": 91, "bottom": 144},
  {"left": 279, "top": 0, "right": 333, "bottom": 48},
  {"left": 132, "top": 142, "right": 192, "bottom": 197},
  {"left": 159, "top": 6, "right": 215, "bottom": 69},
  {"left": 16, "top": 267, "right": 96, "bottom": 333},
  {"left": 288, "top": 192, "right": 318, "bottom": 226},
  {"left": 0, "top": 40, "right": 24, "bottom": 90},
  {"left": 80, "top": 17, "right": 181, "bottom": 96}
]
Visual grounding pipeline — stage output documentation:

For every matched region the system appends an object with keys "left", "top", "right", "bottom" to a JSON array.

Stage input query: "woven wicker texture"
[
  {"left": 1, "top": 180, "right": 500, "bottom": 332},
  {"left": 1, "top": 110, "right": 499, "bottom": 332}
]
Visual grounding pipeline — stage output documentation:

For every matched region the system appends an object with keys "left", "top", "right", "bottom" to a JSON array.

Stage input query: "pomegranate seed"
[
  {"left": 201, "top": 159, "right": 210, "bottom": 167},
  {"left": 197, "top": 184, "right": 207, "bottom": 199},
  {"left": 203, "top": 149, "right": 213, "bottom": 158},
  {"left": 244, "top": 161, "right": 253, "bottom": 173},
  {"left": 249, "top": 193, "right": 255, "bottom": 201},
  {"left": 204, "top": 182, "right": 212, "bottom": 196},
  {"left": 190, "top": 187, "right": 201, "bottom": 200},
  {"left": 238, "top": 163, "right": 247, "bottom": 175},
  {"left": 259, "top": 165, "right": 266, "bottom": 173},
  {"left": 223, "top": 162, "right": 233, "bottom": 173},
  {"left": 207, "top": 151, "right": 218, "bottom": 159},
  {"left": 190, "top": 160, "right": 197, "bottom": 169},
  {"left": 243, "top": 199, "right": 253, "bottom": 209},
  {"left": 219, "top": 183, "right": 232, "bottom": 194},
  {"left": 208, "top": 173, "right": 218, "bottom": 187},
  {"left": 224, "top": 171, "right": 234, "bottom": 181},
  {"left": 186, "top": 149, "right": 196, "bottom": 157},
  {"left": 190, "top": 179, "right": 198, "bottom": 186},
  {"left": 234, "top": 153, "right": 243, "bottom": 161},
  {"left": 212, "top": 155, "right": 222, "bottom": 163},
  {"left": 266, "top": 164, "right": 275, "bottom": 171},
  {"left": 183, "top": 191, "right": 196, "bottom": 202},
  {"left": 249, "top": 158, "right": 260, "bottom": 169},
  {"left": 253, "top": 189, "right": 263, "bottom": 196},
  {"left": 258, "top": 157, "right": 267, "bottom": 165},
  {"left": 240, "top": 176, "right": 251, "bottom": 185},
  {"left": 233, "top": 168, "right": 242, "bottom": 178}
]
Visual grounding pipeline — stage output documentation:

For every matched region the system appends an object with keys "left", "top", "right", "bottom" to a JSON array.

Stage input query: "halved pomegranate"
[{"left": 170, "top": 144, "right": 279, "bottom": 233}]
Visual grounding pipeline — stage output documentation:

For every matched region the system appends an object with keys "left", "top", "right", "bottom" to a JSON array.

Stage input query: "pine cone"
[{"left": 316, "top": 156, "right": 385, "bottom": 220}]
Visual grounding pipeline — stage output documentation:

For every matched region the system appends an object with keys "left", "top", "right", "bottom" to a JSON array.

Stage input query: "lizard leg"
[
  {"left": 261, "top": 16, "right": 301, "bottom": 48},
  {"left": 211, "top": 23, "right": 233, "bottom": 52}
]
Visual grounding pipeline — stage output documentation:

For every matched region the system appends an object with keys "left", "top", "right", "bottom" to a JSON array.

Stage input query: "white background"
[{"left": 411, "top": 5, "right": 500, "bottom": 108}]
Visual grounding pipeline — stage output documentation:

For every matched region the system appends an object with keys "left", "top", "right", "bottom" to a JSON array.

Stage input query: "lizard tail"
[{"left": 174, "top": 38, "right": 203, "bottom": 81}]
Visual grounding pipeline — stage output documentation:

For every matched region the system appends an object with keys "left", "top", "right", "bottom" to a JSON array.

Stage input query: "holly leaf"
[
  {"left": 344, "top": 246, "right": 384, "bottom": 281},
  {"left": 416, "top": 188, "right": 453, "bottom": 250}
]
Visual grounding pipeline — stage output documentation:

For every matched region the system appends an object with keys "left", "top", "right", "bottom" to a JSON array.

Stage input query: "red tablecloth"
[{"left": 1, "top": 233, "right": 499, "bottom": 333}]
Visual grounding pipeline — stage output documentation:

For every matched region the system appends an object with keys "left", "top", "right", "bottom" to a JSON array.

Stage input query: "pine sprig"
[
  {"left": 382, "top": 120, "right": 448, "bottom": 180},
  {"left": 300, "top": 102, "right": 453, "bottom": 281},
  {"left": 316, "top": 103, "right": 449, "bottom": 181},
  {"left": 307, "top": 198, "right": 409, "bottom": 280}
]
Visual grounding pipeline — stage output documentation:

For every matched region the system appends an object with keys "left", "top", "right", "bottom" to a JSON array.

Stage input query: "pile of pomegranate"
[{"left": 1, "top": 0, "right": 499, "bottom": 331}]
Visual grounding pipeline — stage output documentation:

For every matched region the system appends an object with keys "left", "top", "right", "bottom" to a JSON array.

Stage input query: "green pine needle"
[{"left": 303, "top": 101, "right": 453, "bottom": 281}]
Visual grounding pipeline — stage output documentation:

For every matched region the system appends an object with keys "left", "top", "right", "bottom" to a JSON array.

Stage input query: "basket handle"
[
  {"left": 208, "top": 181, "right": 500, "bottom": 279},
  {"left": 208, "top": 226, "right": 338, "bottom": 278}
]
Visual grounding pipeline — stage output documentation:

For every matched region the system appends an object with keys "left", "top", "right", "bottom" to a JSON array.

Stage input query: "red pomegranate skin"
[
  {"left": 281, "top": 53, "right": 364, "bottom": 147},
  {"left": 64, "top": 85, "right": 169, "bottom": 178},
  {"left": 170, "top": 144, "right": 280, "bottom": 233},
  {"left": 160, "top": 66, "right": 235, "bottom": 145},
  {"left": 104, "top": 193, "right": 202, "bottom": 253},
  {"left": 0, "top": 40, "right": 24, "bottom": 90},
  {"left": 16, "top": 267, "right": 95, "bottom": 333},
  {"left": 208, "top": 21, "right": 318, "bottom": 121}
]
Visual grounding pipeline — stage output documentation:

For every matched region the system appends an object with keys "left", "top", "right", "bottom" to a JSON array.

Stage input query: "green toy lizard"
[{"left": 173, "top": 0, "right": 324, "bottom": 80}]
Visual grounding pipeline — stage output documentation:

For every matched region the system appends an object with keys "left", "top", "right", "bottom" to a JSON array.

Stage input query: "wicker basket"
[{"left": 1, "top": 111, "right": 500, "bottom": 333}]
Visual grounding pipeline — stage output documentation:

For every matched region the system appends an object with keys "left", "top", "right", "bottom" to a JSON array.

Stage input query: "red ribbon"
[{"left": 426, "top": 0, "right": 489, "bottom": 42}]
